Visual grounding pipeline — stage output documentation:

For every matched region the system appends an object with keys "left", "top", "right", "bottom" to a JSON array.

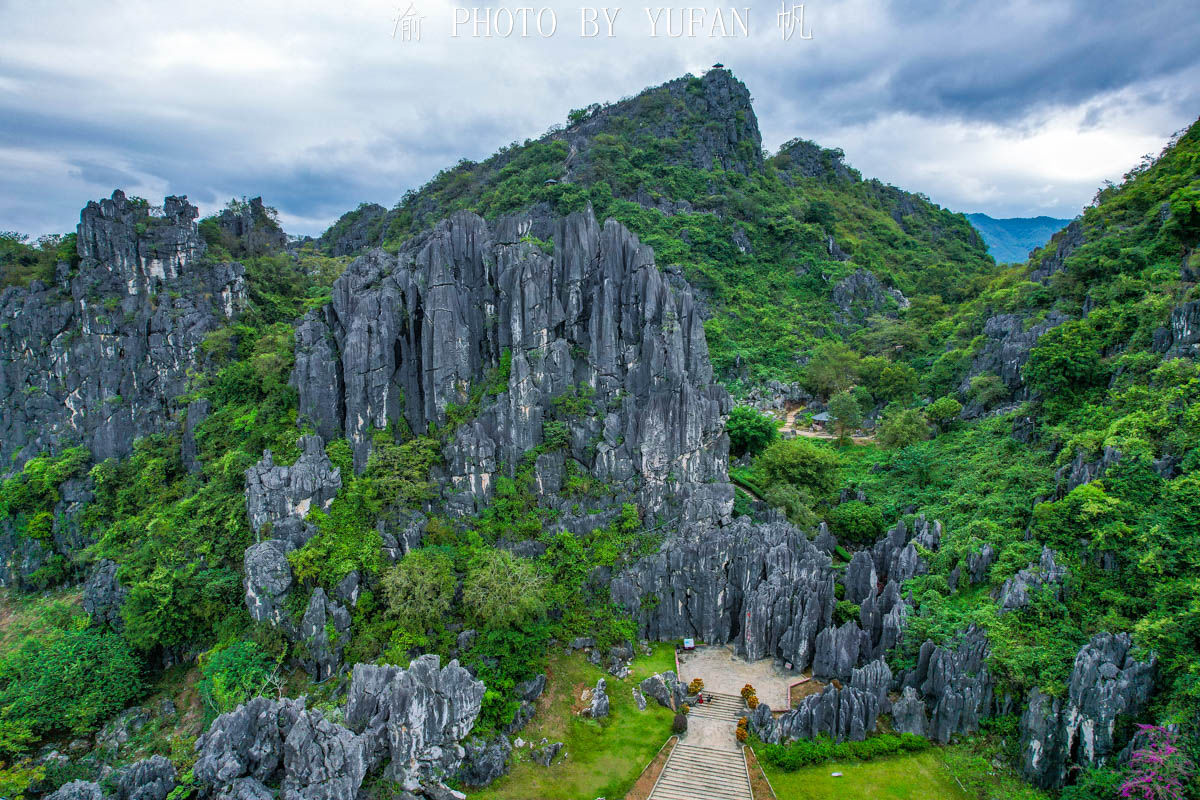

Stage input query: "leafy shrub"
[
  {"left": 462, "top": 549, "right": 548, "bottom": 630},
  {"left": 755, "top": 438, "right": 841, "bottom": 498},
  {"left": 826, "top": 500, "right": 884, "bottom": 544},
  {"left": 672, "top": 713, "right": 688, "bottom": 733},
  {"left": 199, "top": 640, "right": 275, "bottom": 715},
  {"left": 726, "top": 406, "right": 779, "bottom": 458},
  {"left": 381, "top": 549, "right": 457, "bottom": 635},
  {"left": 878, "top": 407, "right": 930, "bottom": 448},
  {"left": 926, "top": 396, "right": 963, "bottom": 430},
  {"left": 0, "top": 628, "right": 142, "bottom": 755},
  {"left": 757, "top": 732, "right": 930, "bottom": 771}
]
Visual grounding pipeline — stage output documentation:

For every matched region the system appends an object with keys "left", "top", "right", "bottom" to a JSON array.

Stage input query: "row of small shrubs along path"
[{"left": 647, "top": 682, "right": 753, "bottom": 800}]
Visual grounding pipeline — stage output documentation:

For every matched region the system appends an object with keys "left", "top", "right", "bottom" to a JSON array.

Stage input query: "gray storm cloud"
[{"left": 0, "top": 0, "right": 1196, "bottom": 236}]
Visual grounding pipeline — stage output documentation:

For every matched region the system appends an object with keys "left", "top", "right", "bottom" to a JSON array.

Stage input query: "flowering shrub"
[{"left": 1119, "top": 725, "right": 1195, "bottom": 800}]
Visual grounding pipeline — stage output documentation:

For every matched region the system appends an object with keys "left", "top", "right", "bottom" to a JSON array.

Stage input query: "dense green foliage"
[
  {"left": 755, "top": 732, "right": 931, "bottom": 770},
  {"left": 726, "top": 406, "right": 779, "bottom": 458},
  {"left": 0, "top": 232, "right": 76, "bottom": 290},
  {"left": 0, "top": 611, "right": 141, "bottom": 755}
]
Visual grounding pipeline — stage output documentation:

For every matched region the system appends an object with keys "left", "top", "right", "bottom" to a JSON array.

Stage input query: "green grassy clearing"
[
  {"left": 759, "top": 748, "right": 972, "bottom": 800},
  {"left": 470, "top": 644, "right": 677, "bottom": 800}
]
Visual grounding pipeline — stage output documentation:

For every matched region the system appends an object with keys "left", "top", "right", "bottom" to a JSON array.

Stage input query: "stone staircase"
[
  {"left": 648, "top": 742, "right": 752, "bottom": 800},
  {"left": 686, "top": 691, "right": 746, "bottom": 723}
]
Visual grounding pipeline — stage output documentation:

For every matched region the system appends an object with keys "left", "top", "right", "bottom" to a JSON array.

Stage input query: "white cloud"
[{"left": 0, "top": 0, "right": 1196, "bottom": 235}]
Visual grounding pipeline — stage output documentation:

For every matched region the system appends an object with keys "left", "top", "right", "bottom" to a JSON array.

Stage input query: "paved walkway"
[{"left": 677, "top": 645, "right": 795, "bottom": 710}]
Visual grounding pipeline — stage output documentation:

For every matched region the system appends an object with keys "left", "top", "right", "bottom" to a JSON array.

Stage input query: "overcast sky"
[{"left": 1, "top": 0, "right": 1197, "bottom": 237}]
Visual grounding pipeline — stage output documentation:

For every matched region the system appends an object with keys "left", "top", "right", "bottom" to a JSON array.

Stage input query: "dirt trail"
[{"left": 778, "top": 404, "right": 875, "bottom": 445}]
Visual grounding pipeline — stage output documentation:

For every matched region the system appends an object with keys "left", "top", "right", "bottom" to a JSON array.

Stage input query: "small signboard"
[{"left": 682, "top": 638, "right": 695, "bottom": 650}]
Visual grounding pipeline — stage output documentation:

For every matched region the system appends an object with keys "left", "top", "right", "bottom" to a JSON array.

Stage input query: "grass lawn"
[
  {"left": 759, "top": 749, "right": 972, "bottom": 800},
  {"left": 470, "top": 643, "right": 678, "bottom": 800}
]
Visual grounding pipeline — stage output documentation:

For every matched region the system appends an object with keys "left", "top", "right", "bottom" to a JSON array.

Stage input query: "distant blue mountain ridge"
[{"left": 966, "top": 213, "right": 1074, "bottom": 264}]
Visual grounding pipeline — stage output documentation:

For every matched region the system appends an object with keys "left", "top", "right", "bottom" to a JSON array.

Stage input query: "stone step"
[
  {"left": 652, "top": 775, "right": 751, "bottom": 800},
  {"left": 649, "top": 742, "right": 751, "bottom": 800}
]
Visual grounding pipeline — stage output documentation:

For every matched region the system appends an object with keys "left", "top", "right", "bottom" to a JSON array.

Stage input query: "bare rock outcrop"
[{"left": 1020, "top": 632, "right": 1155, "bottom": 789}]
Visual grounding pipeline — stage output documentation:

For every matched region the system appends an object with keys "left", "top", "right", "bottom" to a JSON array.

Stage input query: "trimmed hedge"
[{"left": 757, "top": 732, "right": 931, "bottom": 771}]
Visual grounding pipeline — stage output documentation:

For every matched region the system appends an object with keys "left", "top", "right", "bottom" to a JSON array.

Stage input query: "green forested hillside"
[{"left": 321, "top": 69, "right": 994, "bottom": 384}]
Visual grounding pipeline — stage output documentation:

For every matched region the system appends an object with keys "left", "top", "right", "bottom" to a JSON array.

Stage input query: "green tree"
[
  {"left": 462, "top": 549, "right": 548, "bottom": 630},
  {"left": 802, "top": 342, "right": 860, "bottom": 397},
  {"left": 726, "top": 406, "right": 779, "bottom": 458},
  {"left": 199, "top": 640, "right": 275, "bottom": 715},
  {"left": 1023, "top": 319, "right": 1105, "bottom": 398},
  {"left": 828, "top": 390, "right": 864, "bottom": 443},
  {"left": 0, "top": 629, "right": 142, "bottom": 754},
  {"left": 878, "top": 407, "right": 930, "bottom": 448},
  {"left": 926, "top": 396, "right": 963, "bottom": 431},
  {"left": 827, "top": 500, "right": 884, "bottom": 545},
  {"left": 877, "top": 362, "right": 919, "bottom": 403},
  {"left": 381, "top": 549, "right": 457, "bottom": 634},
  {"left": 755, "top": 438, "right": 841, "bottom": 498}
]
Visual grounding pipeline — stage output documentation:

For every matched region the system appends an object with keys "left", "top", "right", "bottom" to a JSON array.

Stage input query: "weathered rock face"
[
  {"left": 1020, "top": 632, "right": 1155, "bottom": 789},
  {"left": 193, "top": 696, "right": 366, "bottom": 800},
  {"left": 214, "top": 197, "right": 287, "bottom": 258},
  {"left": 850, "top": 658, "right": 894, "bottom": 714},
  {"left": 1030, "top": 219, "right": 1085, "bottom": 282},
  {"left": 47, "top": 781, "right": 105, "bottom": 800},
  {"left": 612, "top": 516, "right": 835, "bottom": 671},
  {"left": 958, "top": 310, "right": 1069, "bottom": 403},
  {"left": 0, "top": 190, "right": 245, "bottom": 472},
  {"left": 457, "top": 735, "right": 512, "bottom": 788},
  {"left": 244, "top": 435, "right": 341, "bottom": 540},
  {"left": 900, "top": 625, "right": 994, "bottom": 744},
  {"left": 243, "top": 539, "right": 295, "bottom": 626},
  {"left": 344, "top": 655, "right": 486, "bottom": 788},
  {"left": 831, "top": 268, "right": 909, "bottom": 328},
  {"left": 1054, "top": 447, "right": 1120, "bottom": 498},
  {"left": 292, "top": 207, "right": 728, "bottom": 519},
  {"left": 639, "top": 671, "right": 685, "bottom": 710},
  {"left": 297, "top": 588, "right": 351, "bottom": 682},
  {"left": 562, "top": 68, "right": 761, "bottom": 181},
  {"left": 890, "top": 686, "right": 929, "bottom": 736},
  {"left": 586, "top": 678, "right": 610, "bottom": 719},
  {"left": 752, "top": 685, "right": 879, "bottom": 744},
  {"left": 113, "top": 754, "right": 177, "bottom": 800},
  {"left": 1153, "top": 301, "right": 1200, "bottom": 359},
  {"left": 996, "top": 546, "right": 1068, "bottom": 613}
]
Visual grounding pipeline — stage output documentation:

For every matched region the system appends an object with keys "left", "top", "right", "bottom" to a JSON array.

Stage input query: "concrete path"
[
  {"left": 677, "top": 645, "right": 794, "bottom": 710},
  {"left": 648, "top": 741, "right": 752, "bottom": 800}
]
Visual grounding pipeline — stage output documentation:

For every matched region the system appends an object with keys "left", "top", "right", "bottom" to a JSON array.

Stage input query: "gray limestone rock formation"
[
  {"left": 244, "top": 435, "right": 341, "bottom": 538},
  {"left": 813, "top": 620, "right": 870, "bottom": 682},
  {"left": 1020, "top": 632, "right": 1155, "bottom": 789},
  {"left": 0, "top": 191, "right": 245, "bottom": 472},
  {"left": 344, "top": 655, "right": 485, "bottom": 786},
  {"left": 613, "top": 516, "right": 836, "bottom": 671},
  {"left": 753, "top": 685, "right": 879, "bottom": 744},
  {"left": 113, "top": 755, "right": 177, "bottom": 800},
  {"left": 901, "top": 625, "right": 994, "bottom": 744},
  {"left": 298, "top": 588, "right": 351, "bottom": 682},
  {"left": 587, "top": 678, "right": 610, "bottom": 719},
  {"left": 243, "top": 539, "right": 295, "bottom": 626},
  {"left": 890, "top": 686, "right": 929, "bottom": 736},
  {"left": 1154, "top": 300, "right": 1200, "bottom": 359},
  {"left": 997, "top": 546, "right": 1068, "bottom": 613},
  {"left": 83, "top": 558, "right": 127, "bottom": 630},
  {"left": 850, "top": 658, "right": 894, "bottom": 714},
  {"left": 958, "top": 310, "right": 1069, "bottom": 404},
  {"left": 193, "top": 696, "right": 365, "bottom": 800},
  {"left": 47, "top": 782, "right": 105, "bottom": 800},
  {"left": 1054, "top": 447, "right": 1120, "bottom": 498},
  {"left": 291, "top": 208, "right": 728, "bottom": 519},
  {"left": 831, "top": 269, "right": 909, "bottom": 327},
  {"left": 843, "top": 550, "right": 877, "bottom": 605},
  {"left": 639, "top": 671, "right": 683, "bottom": 710},
  {"left": 457, "top": 735, "right": 512, "bottom": 787},
  {"left": 964, "top": 543, "right": 997, "bottom": 586}
]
